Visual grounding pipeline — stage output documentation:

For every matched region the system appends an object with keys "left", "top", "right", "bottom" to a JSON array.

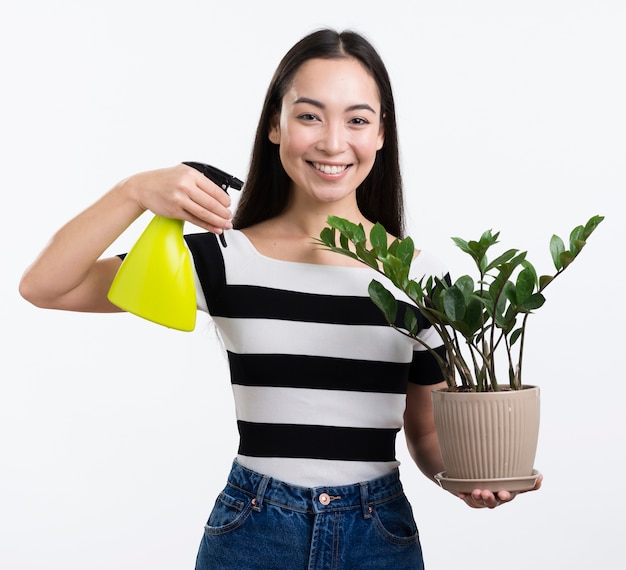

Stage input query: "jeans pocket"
[
  {"left": 371, "top": 494, "right": 419, "bottom": 546},
  {"left": 204, "top": 487, "right": 254, "bottom": 537}
]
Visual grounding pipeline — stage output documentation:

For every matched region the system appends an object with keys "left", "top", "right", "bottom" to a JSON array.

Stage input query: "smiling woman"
[
  {"left": 232, "top": 29, "right": 405, "bottom": 240},
  {"left": 18, "top": 27, "right": 539, "bottom": 570},
  {"left": 267, "top": 57, "right": 385, "bottom": 212}
]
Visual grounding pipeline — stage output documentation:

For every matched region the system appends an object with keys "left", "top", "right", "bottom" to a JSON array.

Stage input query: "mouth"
[{"left": 310, "top": 161, "right": 350, "bottom": 175}]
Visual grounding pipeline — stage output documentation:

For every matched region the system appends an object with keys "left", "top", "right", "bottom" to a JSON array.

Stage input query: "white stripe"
[
  {"left": 232, "top": 385, "right": 406, "bottom": 429},
  {"left": 236, "top": 455, "right": 401, "bottom": 488},
  {"left": 214, "top": 317, "right": 416, "bottom": 362},
  {"left": 223, "top": 230, "right": 449, "bottom": 298},
  {"left": 224, "top": 231, "right": 377, "bottom": 294}
]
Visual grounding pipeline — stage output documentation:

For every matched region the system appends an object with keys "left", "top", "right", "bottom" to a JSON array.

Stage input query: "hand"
[
  {"left": 458, "top": 474, "right": 543, "bottom": 509},
  {"left": 126, "top": 163, "right": 233, "bottom": 235}
]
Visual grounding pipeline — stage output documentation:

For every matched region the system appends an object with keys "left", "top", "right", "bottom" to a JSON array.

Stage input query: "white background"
[{"left": 2, "top": 1, "right": 624, "bottom": 568}]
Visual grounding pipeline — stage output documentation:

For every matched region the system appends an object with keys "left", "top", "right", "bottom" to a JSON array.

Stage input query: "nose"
[{"left": 317, "top": 120, "right": 347, "bottom": 155}]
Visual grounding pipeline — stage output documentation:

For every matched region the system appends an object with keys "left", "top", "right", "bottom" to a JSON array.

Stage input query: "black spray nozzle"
[
  {"left": 182, "top": 161, "right": 244, "bottom": 247},
  {"left": 182, "top": 161, "right": 244, "bottom": 191}
]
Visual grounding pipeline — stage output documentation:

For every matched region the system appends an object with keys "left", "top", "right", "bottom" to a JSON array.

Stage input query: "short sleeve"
[{"left": 405, "top": 250, "right": 450, "bottom": 386}]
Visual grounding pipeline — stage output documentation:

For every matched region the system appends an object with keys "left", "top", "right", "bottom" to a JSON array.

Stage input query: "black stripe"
[
  {"left": 215, "top": 284, "right": 433, "bottom": 330},
  {"left": 185, "top": 232, "right": 226, "bottom": 314},
  {"left": 409, "top": 345, "right": 447, "bottom": 385},
  {"left": 217, "top": 285, "right": 386, "bottom": 324},
  {"left": 237, "top": 421, "right": 398, "bottom": 462},
  {"left": 228, "top": 352, "right": 409, "bottom": 394}
]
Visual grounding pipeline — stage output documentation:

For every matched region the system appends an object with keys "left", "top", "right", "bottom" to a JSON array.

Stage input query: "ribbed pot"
[{"left": 432, "top": 385, "right": 540, "bottom": 480}]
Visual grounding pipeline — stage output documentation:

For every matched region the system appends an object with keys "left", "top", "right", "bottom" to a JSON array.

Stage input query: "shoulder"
[
  {"left": 185, "top": 231, "right": 221, "bottom": 257},
  {"left": 409, "top": 249, "right": 449, "bottom": 281}
]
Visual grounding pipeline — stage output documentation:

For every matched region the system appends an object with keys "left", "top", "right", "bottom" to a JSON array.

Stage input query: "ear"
[
  {"left": 268, "top": 115, "right": 281, "bottom": 144},
  {"left": 376, "top": 113, "right": 386, "bottom": 151}
]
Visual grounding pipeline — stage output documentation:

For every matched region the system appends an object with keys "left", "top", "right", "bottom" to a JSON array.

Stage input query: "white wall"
[{"left": 2, "top": 1, "right": 624, "bottom": 568}]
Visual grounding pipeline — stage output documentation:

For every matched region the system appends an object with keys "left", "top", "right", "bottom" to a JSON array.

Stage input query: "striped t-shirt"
[{"left": 185, "top": 229, "right": 447, "bottom": 487}]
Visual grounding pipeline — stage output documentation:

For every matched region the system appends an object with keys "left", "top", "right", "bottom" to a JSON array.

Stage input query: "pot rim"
[{"left": 433, "top": 384, "right": 539, "bottom": 394}]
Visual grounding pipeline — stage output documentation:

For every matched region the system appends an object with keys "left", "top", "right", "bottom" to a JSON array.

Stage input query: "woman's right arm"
[{"left": 19, "top": 164, "right": 233, "bottom": 313}]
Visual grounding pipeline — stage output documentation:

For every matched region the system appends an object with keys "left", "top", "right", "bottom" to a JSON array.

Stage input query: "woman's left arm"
[{"left": 403, "top": 381, "right": 446, "bottom": 482}]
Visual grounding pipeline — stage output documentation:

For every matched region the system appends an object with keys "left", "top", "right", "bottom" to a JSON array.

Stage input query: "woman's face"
[{"left": 269, "top": 57, "right": 384, "bottom": 210}]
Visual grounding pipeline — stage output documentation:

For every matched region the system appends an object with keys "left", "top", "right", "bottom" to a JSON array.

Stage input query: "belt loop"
[
  {"left": 253, "top": 475, "right": 270, "bottom": 512},
  {"left": 359, "top": 482, "right": 372, "bottom": 519}
]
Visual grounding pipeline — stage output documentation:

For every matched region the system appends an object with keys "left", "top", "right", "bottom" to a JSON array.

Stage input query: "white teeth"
[{"left": 313, "top": 162, "right": 347, "bottom": 175}]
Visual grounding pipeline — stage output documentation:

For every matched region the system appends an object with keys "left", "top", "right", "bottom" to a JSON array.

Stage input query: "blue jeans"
[{"left": 195, "top": 460, "right": 424, "bottom": 569}]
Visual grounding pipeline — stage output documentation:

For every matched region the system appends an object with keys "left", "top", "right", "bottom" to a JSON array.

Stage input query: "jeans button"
[{"left": 318, "top": 493, "right": 330, "bottom": 505}]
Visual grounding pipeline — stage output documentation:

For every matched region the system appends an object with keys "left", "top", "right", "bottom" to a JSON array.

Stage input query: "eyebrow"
[{"left": 293, "top": 97, "right": 378, "bottom": 114}]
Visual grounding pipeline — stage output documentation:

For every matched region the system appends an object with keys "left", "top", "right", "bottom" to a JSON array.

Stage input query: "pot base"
[{"left": 435, "top": 469, "right": 541, "bottom": 494}]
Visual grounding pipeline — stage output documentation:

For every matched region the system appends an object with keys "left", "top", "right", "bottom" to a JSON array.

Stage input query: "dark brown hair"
[{"left": 233, "top": 28, "right": 405, "bottom": 238}]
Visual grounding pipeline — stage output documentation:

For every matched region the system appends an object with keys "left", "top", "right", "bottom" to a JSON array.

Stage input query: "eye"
[
  {"left": 298, "top": 113, "right": 319, "bottom": 122},
  {"left": 349, "top": 117, "right": 370, "bottom": 125}
]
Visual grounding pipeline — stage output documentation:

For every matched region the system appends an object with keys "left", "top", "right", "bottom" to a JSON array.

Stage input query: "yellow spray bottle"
[{"left": 107, "top": 162, "right": 243, "bottom": 331}]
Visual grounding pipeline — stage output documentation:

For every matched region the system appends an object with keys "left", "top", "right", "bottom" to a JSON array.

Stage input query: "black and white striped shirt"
[{"left": 186, "top": 229, "right": 447, "bottom": 487}]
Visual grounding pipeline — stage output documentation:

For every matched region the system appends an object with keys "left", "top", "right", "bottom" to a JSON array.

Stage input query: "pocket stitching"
[
  {"left": 204, "top": 497, "right": 255, "bottom": 537},
  {"left": 371, "top": 500, "right": 419, "bottom": 546}
]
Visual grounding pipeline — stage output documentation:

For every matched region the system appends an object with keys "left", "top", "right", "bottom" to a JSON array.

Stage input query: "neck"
[{"left": 278, "top": 195, "right": 369, "bottom": 239}]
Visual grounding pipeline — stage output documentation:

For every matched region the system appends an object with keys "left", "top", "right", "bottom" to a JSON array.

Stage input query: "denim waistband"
[{"left": 226, "top": 460, "right": 405, "bottom": 517}]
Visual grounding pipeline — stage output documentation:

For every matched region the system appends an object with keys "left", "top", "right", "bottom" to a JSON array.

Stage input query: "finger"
[
  {"left": 185, "top": 191, "right": 233, "bottom": 226},
  {"left": 181, "top": 209, "right": 233, "bottom": 234},
  {"left": 472, "top": 489, "right": 499, "bottom": 509},
  {"left": 457, "top": 491, "right": 491, "bottom": 509},
  {"left": 496, "top": 490, "right": 513, "bottom": 502},
  {"left": 193, "top": 171, "right": 234, "bottom": 209}
]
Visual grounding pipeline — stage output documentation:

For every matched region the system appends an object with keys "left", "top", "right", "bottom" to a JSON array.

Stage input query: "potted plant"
[{"left": 316, "top": 214, "right": 603, "bottom": 493}]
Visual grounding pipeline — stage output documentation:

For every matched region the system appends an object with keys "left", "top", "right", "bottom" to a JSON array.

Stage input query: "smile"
[{"left": 311, "top": 162, "right": 349, "bottom": 175}]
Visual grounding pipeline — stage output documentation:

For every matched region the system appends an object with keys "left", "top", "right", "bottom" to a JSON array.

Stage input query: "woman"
[{"left": 20, "top": 29, "right": 537, "bottom": 569}]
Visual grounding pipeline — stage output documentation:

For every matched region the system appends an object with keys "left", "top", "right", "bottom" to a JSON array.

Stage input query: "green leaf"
[
  {"left": 570, "top": 239, "right": 587, "bottom": 258},
  {"left": 370, "top": 223, "right": 388, "bottom": 256},
  {"left": 583, "top": 215, "right": 604, "bottom": 239},
  {"left": 493, "top": 287, "right": 509, "bottom": 327},
  {"left": 368, "top": 280, "right": 397, "bottom": 324},
  {"left": 504, "top": 281, "right": 517, "bottom": 306},
  {"left": 387, "top": 238, "right": 400, "bottom": 257},
  {"left": 464, "top": 297, "right": 485, "bottom": 335},
  {"left": 328, "top": 216, "right": 367, "bottom": 246},
  {"left": 521, "top": 260, "right": 538, "bottom": 286},
  {"left": 502, "top": 304, "right": 519, "bottom": 331},
  {"left": 478, "top": 229, "right": 499, "bottom": 248},
  {"left": 396, "top": 237, "right": 415, "bottom": 267},
  {"left": 516, "top": 266, "right": 536, "bottom": 304},
  {"left": 327, "top": 215, "right": 355, "bottom": 234},
  {"left": 354, "top": 245, "right": 380, "bottom": 270},
  {"left": 451, "top": 237, "right": 472, "bottom": 256},
  {"left": 520, "top": 292, "right": 546, "bottom": 312},
  {"left": 318, "top": 227, "right": 336, "bottom": 247},
  {"left": 454, "top": 275, "right": 474, "bottom": 302},
  {"left": 539, "top": 274, "right": 554, "bottom": 289},
  {"left": 404, "top": 307, "right": 419, "bottom": 335},
  {"left": 509, "top": 251, "right": 528, "bottom": 268},
  {"left": 485, "top": 248, "right": 519, "bottom": 272},
  {"left": 489, "top": 264, "right": 515, "bottom": 301},
  {"left": 510, "top": 327, "right": 523, "bottom": 346},
  {"left": 550, "top": 234, "right": 566, "bottom": 270},
  {"left": 381, "top": 254, "right": 404, "bottom": 282},
  {"left": 430, "top": 277, "right": 450, "bottom": 313},
  {"left": 569, "top": 225, "right": 585, "bottom": 255},
  {"left": 560, "top": 250, "right": 575, "bottom": 269},
  {"left": 443, "top": 286, "right": 466, "bottom": 321},
  {"left": 405, "top": 280, "right": 424, "bottom": 304}
]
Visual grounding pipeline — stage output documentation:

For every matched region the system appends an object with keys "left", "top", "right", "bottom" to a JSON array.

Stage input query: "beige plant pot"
[{"left": 432, "top": 385, "right": 541, "bottom": 493}]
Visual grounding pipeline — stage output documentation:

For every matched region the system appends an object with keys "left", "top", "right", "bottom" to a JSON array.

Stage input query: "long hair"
[{"left": 232, "top": 29, "right": 405, "bottom": 238}]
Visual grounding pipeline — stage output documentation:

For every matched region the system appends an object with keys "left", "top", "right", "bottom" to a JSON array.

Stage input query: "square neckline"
[{"left": 234, "top": 228, "right": 423, "bottom": 271}]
